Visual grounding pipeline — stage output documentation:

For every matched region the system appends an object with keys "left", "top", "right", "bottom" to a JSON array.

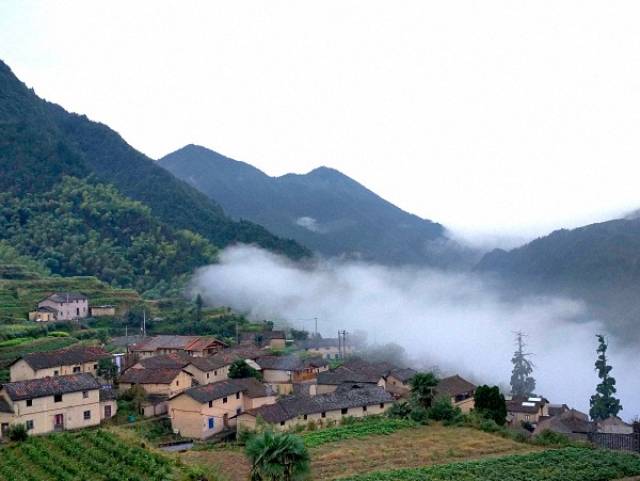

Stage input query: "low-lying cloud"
[{"left": 192, "top": 245, "right": 639, "bottom": 419}]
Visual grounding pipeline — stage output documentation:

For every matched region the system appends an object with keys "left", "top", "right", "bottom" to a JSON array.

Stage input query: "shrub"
[
  {"left": 532, "top": 429, "right": 573, "bottom": 446},
  {"left": 409, "top": 406, "right": 430, "bottom": 425},
  {"left": 474, "top": 385, "right": 507, "bottom": 425},
  {"left": 7, "top": 423, "right": 28, "bottom": 442},
  {"left": 428, "top": 398, "right": 461, "bottom": 422},
  {"left": 386, "top": 401, "right": 412, "bottom": 419}
]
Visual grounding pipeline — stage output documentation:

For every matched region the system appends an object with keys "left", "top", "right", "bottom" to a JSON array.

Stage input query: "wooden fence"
[{"left": 588, "top": 432, "right": 640, "bottom": 452}]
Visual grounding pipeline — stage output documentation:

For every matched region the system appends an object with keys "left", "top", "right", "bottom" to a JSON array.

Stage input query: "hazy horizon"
[{"left": 2, "top": 1, "right": 640, "bottom": 245}]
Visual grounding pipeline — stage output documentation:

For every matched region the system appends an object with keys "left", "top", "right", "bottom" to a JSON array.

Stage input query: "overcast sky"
[{"left": 2, "top": 1, "right": 640, "bottom": 246}]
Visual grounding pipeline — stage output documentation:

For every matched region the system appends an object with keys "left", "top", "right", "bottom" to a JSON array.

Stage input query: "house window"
[
  {"left": 341, "top": 408, "right": 348, "bottom": 415},
  {"left": 208, "top": 418, "right": 215, "bottom": 429},
  {"left": 176, "top": 381, "right": 179, "bottom": 387},
  {"left": 380, "top": 403, "right": 384, "bottom": 409},
  {"left": 73, "top": 366, "right": 81, "bottom": 373},
  {"left": 82, "top": 391, "right": 89, "bottom": 399},
  {"left": 525, "top": 415, "right": 530, "bottom": 421},
  {"left": 303, "top": 414, "right": 308, "bottom": 420},
  {"left": 54, "top": 370, "right": 59, "bottom": 376},
  {"left": 26, "top": 399, "right": 32, "bottom": 407},
  {"left": 236, "top": 408, "right": 242, "bottom": 415},
  {"left": 223, "top": 397, "right": 227, "bottom": 404},
  {"left": 214, "top": 370, "right": 217, "bottom": 376},
  {"left": 93, "top": 364, "right": 98, "bottom": 370},
  {"left": 321, "top": 412, "right": 326, "bottom": 418},
  {"left": 54, "top": 394, "right": 62, "bottom": 403},
  {"left": 26, "top": 420, "right": 34, "bottom": 430},
  {"left": 280, "top": 421, "right": 285, "bottom": 426},
  {"left": 208, "top": 401, "right": 213, "bottom": 408},
  {"left": 363, "top": 405, "right": 367, "bottom": 412},
  {"left": 235, "top": 392, "right": 240, "bottom": 400},
  {"left": 83, "top": 410, "right": 91, "bottom": 420},
  {"left": 207, "top": 373, "right": 210, "bottom": 379}
]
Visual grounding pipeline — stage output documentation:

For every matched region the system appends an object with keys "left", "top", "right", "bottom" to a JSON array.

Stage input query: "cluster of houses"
[
  {"left": 1, "top": 321, "right": 633, "bottom": 444},
  {"left": 28, "top": 291, "right": 116, "bottom": 322}
]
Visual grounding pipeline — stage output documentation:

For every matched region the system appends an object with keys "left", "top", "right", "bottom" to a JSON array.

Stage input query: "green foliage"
[
  {"left": 510, "top": 331, "right": 536, "bottom": 397},
  {"left": 339, "top": 447, "right": 640, "bottom": 481},
  {"left": 532, "top": 429, "right": 574, "bottom": 446},
  {"left": 427, "top": 397, "right": 462, "bottom": 422},
  {"left": 302, "top": 416, "right": 417, "bottom": 448},
  {"left": 245, "top": 431, "right": 310, "bottom": 481},
  {"left": 6, "top": 424, "right": 28, "bottom": 442},
  {"left": 97, "top": 357, "right": 118, "bottom": 382},
  {"left": 590, "top": 334, "right": 622, "bottom": 420},
  {"left": 0, "top": 177, "right": 217, "bottom": 294},
  {"left": 474, "top": 385, "right": 507, "bottom": 425},
  {"left": 386, "top": 401, "right": 413, "bottom": 419},
  {"left": 409, "top": 372, "right": 439, "bottom": 409},
  {"left": 228, "top": 359, "right": 261, "bottom": 380},
  {"left": 290, "top": 329, "right": 309, "bottom": 341}
]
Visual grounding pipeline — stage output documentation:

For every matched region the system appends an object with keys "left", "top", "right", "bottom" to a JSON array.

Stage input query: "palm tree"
[
  {"left": 410, "top": 372, "right": 439, "bottom": 408},
  {"left": 245, "top": 431, "right": 310, "bottom": 481}
]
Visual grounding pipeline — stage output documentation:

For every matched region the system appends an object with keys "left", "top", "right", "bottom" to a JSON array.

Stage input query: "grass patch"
[
  {"left": 337, "top": 447, "right": 640, "bottom": 481},
  {"left": 301, "top": 416, "right": 417, "bottom": 448}
]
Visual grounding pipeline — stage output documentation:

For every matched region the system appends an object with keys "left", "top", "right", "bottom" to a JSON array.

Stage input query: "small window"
[
  {"left": 341, "top": 408, "right": 348, "bottom": 415},
  {"left": 380, "top": 403, "right": 384, "bottom": 409},
  {"left": 363, "top": 405, "right": 367, "bottom": 412},
  {"left": 236, "top": 407, "right": 242, "bottom": 415},
  {"left": 26, "top": 399, "right": 32, "bottom": 407},
  {"left": 82, "top": 391, "right": 89, "bottom": 399},
  {"left": 83, "top": 410, "right": 91, "bottom": 420},
  {"left": 54, "top": 394, "right": 62, "bottom": 403},
  {"left": 54, "top": 370, "right": 59, "bottom": 377},
  {"left": 93, "top": 364, "right": 98, "bottom": 370},
  {"left": 206, "top": 373, "right": 210, "bottom": 379},
  {"left": 303, "top": 414, "right": 308, "bottom": 420},
  {"left": 223, "top": 397, "right": 228, "bottom": 404},
  {"left": 525, "top": 415, "right": 530, "bottom": 421},
  {"left": 280, "top": 421, "right": 285, "bottom": 426},
  {"left": 208, "top": 401, "right": 213, "bottom": 408},
  {"left": 176, "top": 381, "right": 179, "bottom": 387},
  {"left": 208, "top": 417, "right": 214, "bottom": 429},
  {"left": 321, "top": 412, "right": 326, "bottom": 418},
  {"left": 214, "top": 370, "right": 217, "bottom": 376},
  {"left": 235, "top": 392, "right": 240, "bottom": 400},
  {"left": 26, "top": 420, "right": 34, "bottom": 430},
  {"left": 73, "top": 366, "right": 81, "bottom": 373}
]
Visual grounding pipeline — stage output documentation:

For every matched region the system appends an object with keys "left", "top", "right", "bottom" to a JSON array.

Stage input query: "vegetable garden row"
[
  {"left": 0, "top": 430, "right": 175, "bottom": 481},
  {"left": 302, "top": 416, "right": 417, "bottom": 448},
  {"left": 338, "top": 447, "right": 640, "bottom": 481}
]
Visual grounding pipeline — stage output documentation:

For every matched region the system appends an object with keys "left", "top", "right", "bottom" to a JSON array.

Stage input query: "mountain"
[
  {"left": 0, "top": 60, "right": 309, "bottom": 261},
  {"left": 159, "top": 145, "right": 470, "bottom": 267},
  {"left": 476, "top": 218, "right": 640, "bottom": 341}
]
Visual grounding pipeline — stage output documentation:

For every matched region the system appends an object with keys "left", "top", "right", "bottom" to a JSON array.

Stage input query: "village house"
[
  {"left": 533, "top": 409, "right": 593, "bottom": 441},
  {"left": 0, "top": 373, "right": 116, "bottom": 438},
  {"left": 90, "top": 305, "right": 116, "bottom": 317},
  {"left": 385, "top": 368, "right": 418, "bottom": 397},
  {"left": 314, "top": 366, "right": 381, "bottom": 395},
  {"left": 9, "top": 346, "right": 111, "bottom": 382},
  {"left": 596, "top": 416, "right": 634, "bottom": 434},
  {"left": 119, "top": 367, "right": 193, "bottom": 417},
  {"left": 129, "top": 335, "right": 227, "bottom": 358},
  {"left": 168, "top": 378, "right": 277, "bottom": 439},
  {"left": 28, "top": 306, "right": 58, "bottom": 322},
  {"left": 256, "top": 355, "right": 329, "bottom": 395},
  {"left": 33, "top": 292, "right": 89, "bottom": 322},
  {"left": 296, "top": 337, "right": 353, "bottom": 359},
  {"left": 434, "top": 375, "right": 477, "bottom": 413},
  {"left": 506, "top": 396, "right": 549, "bottom": 427},
  {"left": 240, "top": 330, "right": 286, "bottom": 350},
  {"left": 237, "top": 384, "right": 395, "bottom": 432}
]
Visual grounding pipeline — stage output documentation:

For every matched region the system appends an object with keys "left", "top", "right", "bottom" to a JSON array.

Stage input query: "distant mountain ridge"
[
  {"left": 159, "top": 144, "right": 471, "bottom": 267},
  {"left": 0, "top": 60, "right": 308, "bottom": 261}
]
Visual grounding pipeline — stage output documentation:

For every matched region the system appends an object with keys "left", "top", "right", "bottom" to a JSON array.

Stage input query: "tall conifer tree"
[
  {"left": 510, "top": 331, "right": 536, "bottom": 397},
  {"left": 589, "top": 334, "right": 622, "bottom": 420}
]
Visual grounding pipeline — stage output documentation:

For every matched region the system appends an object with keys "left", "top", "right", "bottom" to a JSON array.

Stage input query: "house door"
[
  {"left": 104, "top": 405, "right": 112, "bottom": 418},
  {"left": 54, "top": 414, "right": 64, "bottom": 430},
  {"left": 223, "top": 413, "right": 229, "bottom": 428},
  {"left": 1, "top": 423, "right": 8, "bottom": 438}
]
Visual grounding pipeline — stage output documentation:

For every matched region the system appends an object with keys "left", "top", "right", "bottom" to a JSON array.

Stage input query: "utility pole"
[
  {"left": 235, "top": 322, "right": 239, "bottom": 345},
  {"left": 142, "top": 309, "right": 146, "bottom": 338},
  {"left": 314, "top": 317, "right": 318, "bottom": 338}
]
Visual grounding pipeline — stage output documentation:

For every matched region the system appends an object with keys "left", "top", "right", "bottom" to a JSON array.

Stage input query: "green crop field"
[
  {"left": 302, "top": 416, "right": 417, "bottom": 448},
  {"left": 0, "top": 430, "right": 183, "bottom": 481},
  {"left": 338, "top": 447, "right": 640, "bottom": 481}
]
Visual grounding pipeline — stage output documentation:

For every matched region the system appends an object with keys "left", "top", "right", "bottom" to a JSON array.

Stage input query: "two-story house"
[
  {"left": 9, "top": 346, "right": 111, "bottom": 382},
  {"left": 118, "top": 367, "right": 193, "bottom": 416},
  {"left": 0, "top": 373, "right": 116, "bottom": 438},
  {"left": 506, "top": 396, "right": 549, "bottom": 427},
  {"left": 129, "top": 335, "right": 227, "bottom": 359},
  {"left": 168, "top": 378, "right": 277, "bottom": 439},
  {"left": 35, "top": 292, "right": 89, "bottom": 321},
  {"left": 434, "top": 375, "right": 477, "bottom": 413},
  {"left": 255, "top": 355, "right": 329, "bottom": 394}
]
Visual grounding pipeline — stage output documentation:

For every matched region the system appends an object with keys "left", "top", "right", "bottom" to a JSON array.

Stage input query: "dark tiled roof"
[
  {"left": 506, "top": 397, "right": 547, "bottom": 414},
  {"left": 0, "top": 397, "right": 14, "bottom": 413},
  {"left": 178, "top": 378, "right": 275, "bottom": 404},
  {"left": 137, "top": 353, "right": 192, "bottom": 369},
  {"left": 36, "top": 306, "right": 58, "bottom": 313},
  {"left": 316, "top": 366, "right": 375, "bottom": 385},
  {"left": 245, "top": 385, "right": 394, "bottom": 423},
  {"left": 120, "top": 368, "right": 187, "bottom": 385},
  {"left": 548, "top": 403, "right": 570, "bottom": 417},
  {"left": 341, "top": 359, "right": 396, "bottom": 382},
  {"left": 298, "top": 338, "right": 340, "bottom": 349},
  {"left": 536, "top": 409, "right": 593, "bottom": 434},
  {"left": 256, "top": 355, "right": 327, "bottom": 371},
  {"left": 131, "top": 335, "right": 226, "bottom": 352},
  {"left": 435, "top": 375, "right": 476, "bottom": 398},
  {"left": 43, "top": 292, "right": 87, "bottom": 303},
  {"left": 14, "top": 346, "right": 110, "bottom": 370},
  {"left": 388, "top": 368, "right": 417, "bottom": 383},
  {"left": 2, "top": 373, "right": 100, "bottom": 401},
  {"left": 241, "top": 330, "right": 285, "bottom": 341},
  {"left": 99, "top": 386, "right": 117, "bottom": 401}
]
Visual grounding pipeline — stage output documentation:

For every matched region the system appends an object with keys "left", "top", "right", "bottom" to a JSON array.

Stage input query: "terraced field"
[{"left": 0, "top": 430, "right": 182, "bottom": 481}]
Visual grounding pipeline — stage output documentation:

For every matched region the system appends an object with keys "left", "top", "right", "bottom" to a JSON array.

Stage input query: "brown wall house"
[
  {"left": 506, "top": 397, "right": 549, "bottom": 427},
  {"left": 256, "top": 355, "right": 329, "bottom": 395},
  {"left": 0, "top": 374, "right": 116, "bottom": 438},
  {"left": 169, "top": 378, "right": 277, "bottom": 439},
  {"left": 119, "top": 367, "right": 193, "bottom": 417},
  {"left": 9, "top": 346, "right": 111, "bottom": 382},
  {"left": 130, "top": 335, "right": 227, "bottom": 358},
  {"left": 435, "top": 375, "right": 477, "bottom": 413},
  {"left": 37, "top": 292, "right": 89, "bottom": 321},
  {"left": 240, "top": 331, "right": 286, "bottom": 350}
]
